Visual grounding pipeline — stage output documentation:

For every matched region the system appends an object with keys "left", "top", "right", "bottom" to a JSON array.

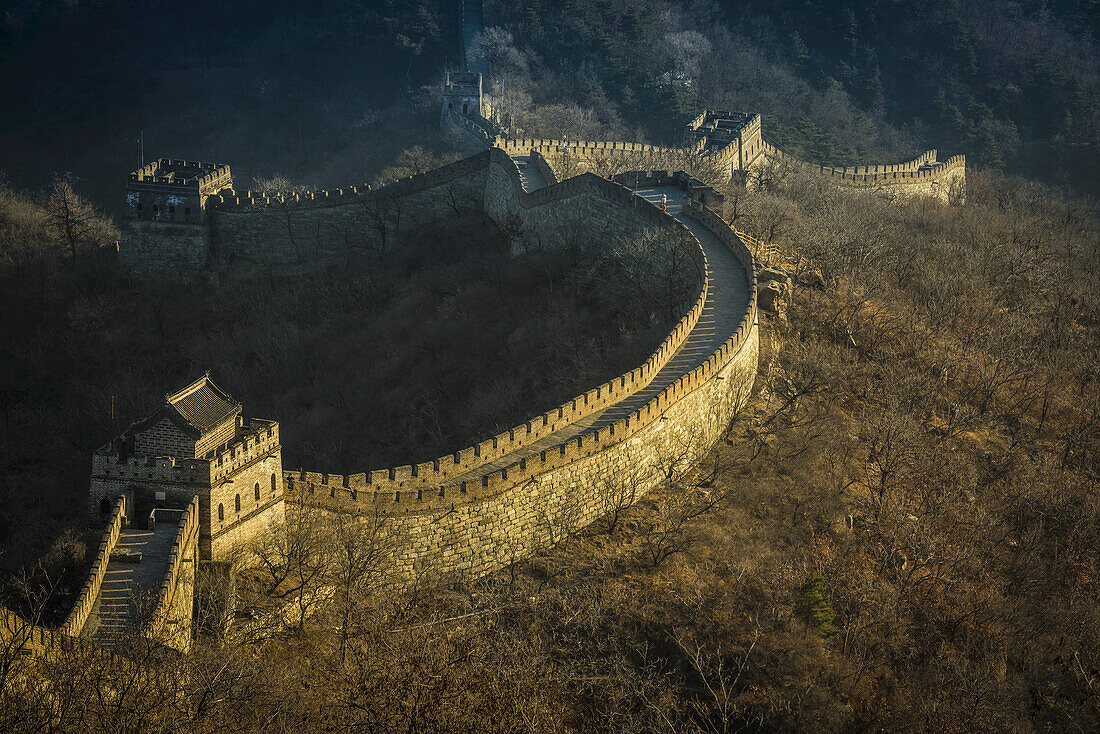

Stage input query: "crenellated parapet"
[
  {"left": 209, "top": 418, "right": 279, "bottom": 481},
  {"left": 92, "top": 451, "right": 210, "bottom": 490},
  {"left": 206, "top": 150, "right": 492, "bottom": 213},
  {"left": 128, "top": 158, "right": 232, "bottom": 191},
  {"left": 759, "top": 141, "right": 966, "bottom": 201},
  {"left": 143, "top": 496, "right": 199, "bottom": 651},
  {"left": 59, "top": 495, "right": 127, "bottom": 638},
  {"left": 447, "top": 107, "right": 963, "bottom": 202},
  {"left": 290, "top": 169, "right": 758, "bottom": 531},
  {"left": 125, "top": 158, "right": 232, "bottom": 224}
]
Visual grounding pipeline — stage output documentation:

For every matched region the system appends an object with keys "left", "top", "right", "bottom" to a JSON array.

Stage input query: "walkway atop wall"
[
  {"left": 83, "top": 523, "right": 178, "bottom": 645},
  {"left": 461, "top": 0, "right": 487, "bottom": 77},
  {"left": 438, "top": 180, "right": 750, "bottom": 488},
  {"left": 513, "top": 155, "right": 548, "bottom": 192}
]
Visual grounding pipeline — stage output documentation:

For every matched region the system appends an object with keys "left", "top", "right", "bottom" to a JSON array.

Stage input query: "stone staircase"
[
  {"left": 84, "top": 523, "right": 180, "bottom": 645},
  {"left": 512, "top": 155, "right": 549, "bottom": 192}
]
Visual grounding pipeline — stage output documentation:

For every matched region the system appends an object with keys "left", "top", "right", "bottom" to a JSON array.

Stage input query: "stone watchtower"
[
  {"left": 683, "top": 111, "right": 765, "bottom": 181},
  {"left": 441, "top": 71, "right": 491, "bottom": 123},
  {"left": 118, "top": 159, "right": 233, "bottom": 280},
  {"left": 89, "top": 374, "right": 285, "bottom": 561}
]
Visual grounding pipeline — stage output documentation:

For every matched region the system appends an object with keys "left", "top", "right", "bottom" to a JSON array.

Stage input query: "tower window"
[
  {"left": 270, "top": 473, "right": 277, "bottom": 496},
  {"left": 218, "top": 504, "right": 224, "bottom": 522},
  {"left": 254, "top": 482, "right": 260, "bottom": 501},
  {"left": 235, "top": 494, "right": 241, "bottom": 513}
]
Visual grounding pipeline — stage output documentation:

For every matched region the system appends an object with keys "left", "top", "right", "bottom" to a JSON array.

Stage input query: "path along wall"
[
  {"left": 290, "top": 167, "right": 759, "bottom": 583},
  {"left": 279, "top": 152, "right": 711, "bottom": 506},
  {"left": 204, "top": 149, "right": 711, "bottom": 506},
  {"left": 144, "top": 497, "right": 199, "bottom": 652}
]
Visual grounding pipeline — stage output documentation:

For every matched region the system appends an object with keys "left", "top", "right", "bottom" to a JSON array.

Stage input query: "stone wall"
[
  {"left": 759, "top": 141, "right": 966, "bottom": 204},
  {"left": 278, "top": 155, "right": 710, "bottom": 505},
  {"left": 118, "top": 221, "right": 210, "bottom": 280},
  {"left": 88, "top": 453, "right": 208, "bottom": 517},
  {"left": 59, "top": 496, "right": 126, "bottom": 637},
  {"left": 209, "top": 499, "right": 285, "bottom": 562},
  {"left": 0, "top": 605, "right": 101, "bottom": 659},
  {"left": 207, "top": 421, "right": 284, "bottom": 560},
  {"left": 206, "top": 153, "right": 491, "bottom": 268},
  {"left": 132, "top": 416, "right": 196, "bottom": 458},
  {"left": 483, "top": 148, "right": 685, "bottom": 253},
  {"left": 450, "top": 111, "right": 964, "bottom": 203},
  {"left": 289, "top": 168, "right": 760, "bottom": 583},
  {"left": 292, "top": 319, "right": 756, "bottom": 582},
  {"left": 145, "top": 496, "right": 199, "bottom": 652}
]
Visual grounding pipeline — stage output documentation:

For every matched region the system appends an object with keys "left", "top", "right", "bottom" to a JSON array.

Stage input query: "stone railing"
[
  {"left": 144, "top": 496, "right": 199, "bottom": 646},
  {"left": 59, "top": 495, "right": 126, "bottom": 637}
]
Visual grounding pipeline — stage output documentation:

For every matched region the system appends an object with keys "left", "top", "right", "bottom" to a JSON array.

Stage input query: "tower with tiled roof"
[{"left": 89, "top": 373, "right": 286, "bottom": 561}]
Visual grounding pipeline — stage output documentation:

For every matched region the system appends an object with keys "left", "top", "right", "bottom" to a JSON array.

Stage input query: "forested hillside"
[
  {"left": 1, "top": 0, "right": 1097, "bottom": 201},
  {"left": 0, "top": 1, "right": 1097, "bottom": 731},
  {"left": 482, "top": 0, "right": 1099, "bottom": 189}
]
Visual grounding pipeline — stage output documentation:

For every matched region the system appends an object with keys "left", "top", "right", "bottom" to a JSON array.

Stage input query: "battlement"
[
  {"left": 93, "top": 449, "right": 210, "bottom": 481},
  {"left": 761, "top": 141, "right": 966, "bottom": 187},
  {"left": 207, "top": 149, "right": 493, "bottom": 212},
  {"left": 210, "top": 418, "right": 279, "bottom": 481},
  {"left": 685, "top": 110, "right": 760, "bottom": 150},
  {"left": 125, "top": 158, "right": 233, "bottom": 225},
  {"left": 273, "top": 159, "right": 707, "bottom": 505},
  {"left": 444, "top": 71, "right": 483, "bottom": 95},
  {"left": 128, "top": 158, "right": 232, "bottom": 193},
  {"left": 288, "top": 169, "right": 760, "bottom": 519}
]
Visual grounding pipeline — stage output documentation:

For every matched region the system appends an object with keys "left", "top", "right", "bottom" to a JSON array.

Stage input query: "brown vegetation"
[{"left": 3, "top": 167, "right": 1094, "bottom": 731}]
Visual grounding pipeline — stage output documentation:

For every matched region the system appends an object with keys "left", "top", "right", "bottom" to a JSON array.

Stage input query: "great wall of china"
[{"left": 3, "top": 27, "right": 967, "bottom": 658}]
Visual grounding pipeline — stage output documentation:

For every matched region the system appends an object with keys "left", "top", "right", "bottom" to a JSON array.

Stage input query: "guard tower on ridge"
[
  {"left": 119, "top": 159, "right": 233, "bottom": 279},
  {"left": 89, "top": 373, "right": 285, "bottom": 561},
  {"left": 442, "top": 71, "right": 491, "bottom": 123}
]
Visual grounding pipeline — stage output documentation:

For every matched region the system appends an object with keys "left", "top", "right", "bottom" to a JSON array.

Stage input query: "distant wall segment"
[{"left": 445, "top": 108, "right": 964, "bottom": 204}]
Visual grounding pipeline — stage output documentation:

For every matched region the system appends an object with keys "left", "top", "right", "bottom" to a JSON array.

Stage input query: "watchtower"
[
  {"left": 442, "top": 71, "right": 491, "bottom": 123},
  {"left": 125, "top": 158, "right": 232, "bottom": 224},
  {"left": 119, "top": 159, "right": 233, "bottom": 280},
  {"left": 89, "top": 373, "right": 286, "bottom": 561},
  {"left": 684, "top": 111, "right": 765, "bottom": 177}
]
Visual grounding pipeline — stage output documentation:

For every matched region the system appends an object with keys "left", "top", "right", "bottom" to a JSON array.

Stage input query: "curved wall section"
[{"left": 287, "top": 160, "right": 760, "bottom": 583}]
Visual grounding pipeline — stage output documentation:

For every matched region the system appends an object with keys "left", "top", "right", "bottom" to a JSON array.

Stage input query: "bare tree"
[{"left": 44, "top": 173, "right": 117, "bottom": 272}]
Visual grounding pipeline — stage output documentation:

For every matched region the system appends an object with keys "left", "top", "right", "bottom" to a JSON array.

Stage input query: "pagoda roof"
[{"left": 164, "top": 373, "right": 241, "bottom": 434}]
